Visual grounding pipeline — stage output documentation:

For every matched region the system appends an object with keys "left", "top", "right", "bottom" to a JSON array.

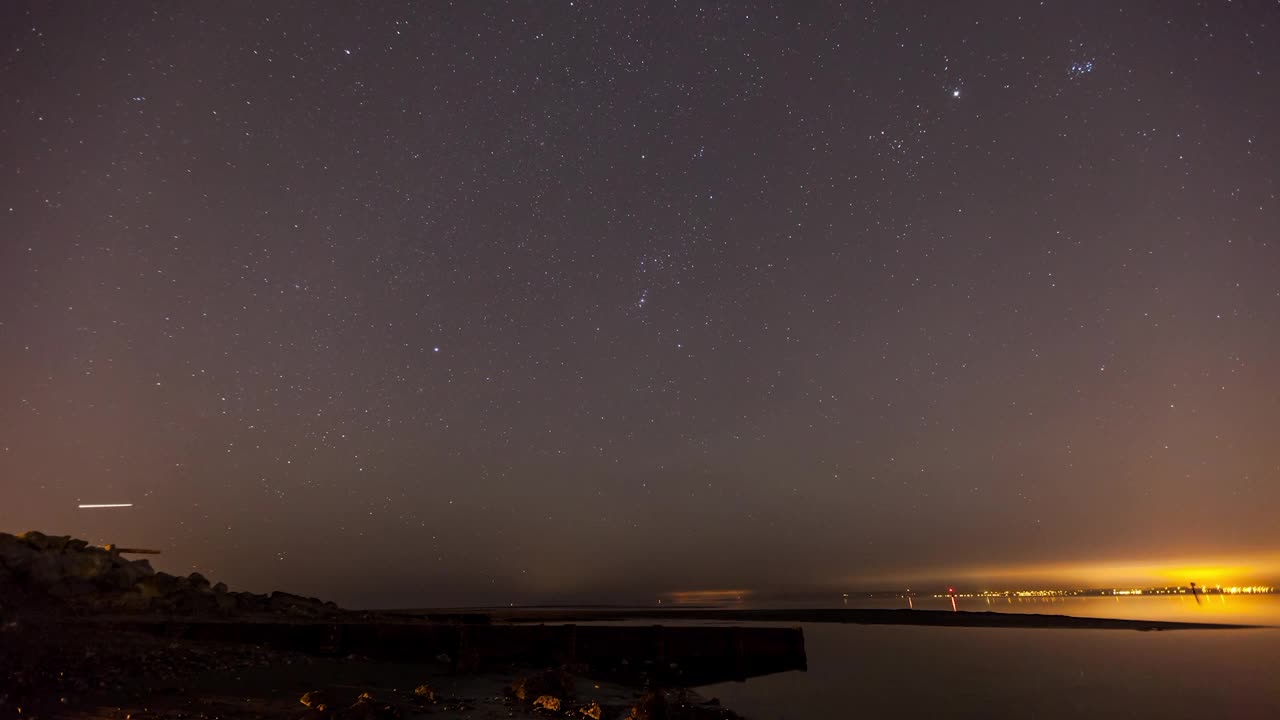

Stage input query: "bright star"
[{"left": 951, "top": 88, "right": 961, "bottom": 98}]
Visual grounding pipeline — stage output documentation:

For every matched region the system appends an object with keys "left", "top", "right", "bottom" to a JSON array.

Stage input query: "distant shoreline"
[{"left": 392, "top": 606, "right": 1264, "bottom": 631}]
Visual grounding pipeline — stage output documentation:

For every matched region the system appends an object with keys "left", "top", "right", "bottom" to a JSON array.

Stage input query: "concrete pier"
[{"left": 89, "top": 619, "right": 808, "bottom": 686}]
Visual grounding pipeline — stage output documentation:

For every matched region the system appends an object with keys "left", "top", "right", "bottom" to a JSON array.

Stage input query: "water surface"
[
  {"left": 699, "top": 622, "right": 1280, "bottom": 719},
  {"left": 747, "top": 592, "right": 1280, "bottom": 625}
]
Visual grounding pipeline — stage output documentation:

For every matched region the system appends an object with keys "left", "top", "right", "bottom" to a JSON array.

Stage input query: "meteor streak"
[{"left": 77, "top": 503, "right": 133, "bottom": 509}]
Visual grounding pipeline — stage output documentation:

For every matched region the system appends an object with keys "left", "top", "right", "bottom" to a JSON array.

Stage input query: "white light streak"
[{"left": 77, "top": 503, "right": 134, "bottom": 509}]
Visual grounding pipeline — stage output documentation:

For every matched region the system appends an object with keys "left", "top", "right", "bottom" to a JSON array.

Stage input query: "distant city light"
[{"left": 926, "top": 584, "right": 1276, "bottom": 599}]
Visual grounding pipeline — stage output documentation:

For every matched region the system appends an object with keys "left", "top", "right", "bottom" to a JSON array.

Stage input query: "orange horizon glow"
[
  {"left": 849, "top": 551, "right": 1280, "bottom": 590},
  {"left": 662, "top": 589, "right": 752, "bottom": 604}
]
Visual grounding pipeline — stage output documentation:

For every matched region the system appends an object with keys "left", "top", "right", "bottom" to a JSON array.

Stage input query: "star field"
[{"left": 2, "top": 1, "right": 1279, "bottom": 606}]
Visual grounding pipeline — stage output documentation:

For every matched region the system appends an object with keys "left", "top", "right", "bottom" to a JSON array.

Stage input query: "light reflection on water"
[
  {"left": 773, "top": 593, "right": 1280, "bottom": 625},
  {"left": 962, "top": 592, "right": 1279, "bottom": 625}
]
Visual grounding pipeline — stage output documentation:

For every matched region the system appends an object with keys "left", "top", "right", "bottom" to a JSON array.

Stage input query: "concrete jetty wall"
[{"left": 92, "top": 619, "right": 807, "bottom": 686}]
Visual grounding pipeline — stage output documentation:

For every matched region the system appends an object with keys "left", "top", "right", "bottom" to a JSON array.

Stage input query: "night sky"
[{"left": 3, "top": 1, "right": 1279, "bottom": 607}]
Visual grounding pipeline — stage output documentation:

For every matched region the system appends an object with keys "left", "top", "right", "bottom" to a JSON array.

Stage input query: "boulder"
[
  {"left": 300, "top": 689, "right": 331, "bottom": 710},
  {"left": 47, "top": 577, "right": 98, "bottom": 600},
  {"left": 533, "top": 695, "right": 562, "bottom": 712},
  {"left": 507, "top": 669, "right": 575, "bottom": 703},
  {"left": 0, "top": 535, "right": 35, "bottom": 573},
  {"left": 17, "top": 530, "right": 49, "bottom": 548},
  {"left": 104, "top": 559, "right": 149, "bottom": 591},
  {"left": 59, "top": 549, "right": 113, "bottom": 582},
  {"left": 43, "top": 535, "right": 73, "bottom": 552},
  {"left": 347, "top": 691, "right": 402, "bottom": 719},
  {"left": 137, "top": 572, "right": 181, "bottom": 598},
  {"left": 629, "top": 689, "right": 667, "bottom": 720},
  {"left": 268, "top": 590, "right": 331, "bottom": 617},
  {"left": 214, "top": 592, "right": 238, "bottom": 614},
  {"left": 26, "top": 552, "right": 64, "bottom": 588}
]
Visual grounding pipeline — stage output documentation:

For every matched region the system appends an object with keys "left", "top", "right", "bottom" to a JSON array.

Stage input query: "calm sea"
[
  {"left": 755, "top": 591, "right": 1280, "bottom": 625},
  {"left": 690, "top": 595, "right": 1280, "bottom": 719}
]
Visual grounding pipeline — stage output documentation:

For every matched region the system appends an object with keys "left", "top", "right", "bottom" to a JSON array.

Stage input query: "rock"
[
  {"left": 0, "top": 530, "right": 342, "bottom": 620},
  {"left": 136, "top": 572, "right": 180, "bottom": 599},
  {"left": 578, "top": 702, "right": 604, "bottom": 720},
  {"left": 104, "top": 559, "right": 148, "bottom": 591},
  {"left": 59, "top": 548, "right": 112, "bottom": 582},
  {"left": 507, "top": 669, "right": 575, "bottom": 703},
  {"left": 268, "top": 590, "right": 331, "bottom": 617},
  {"left": 47, "top": 578, "right": 97, "bottom": 599},
  {"left": 18, "top": 531, "right": 49, "bottom": 548},
  {"left": 0, "top": 535, "right": 36, "bottom": 573},
  {"left": 114, "top": 591, "right": 152, "bottom": 612},
  {"left": 26, "top": 552, "right": 64, "bottom": 588},
  {"left": 167, "top": 588, "right": 221, "bottom": 615},
  {"left": 214, "top": 592, "right": 237, "bottom": 614},
  {"left": 629, "top": 689, "right": 667, "bottom": 720},
  {"left": 300, "top": 689, "right": 331, "bottom": 710},
  {"left": 348, "top": 690, "right": 402, "bottom": 719},
  {"left": 533, "top": 695, "right": 562, "bottom": 712},
  {"left": 412, "top": 683, "right": 437, "bottom": 703}
]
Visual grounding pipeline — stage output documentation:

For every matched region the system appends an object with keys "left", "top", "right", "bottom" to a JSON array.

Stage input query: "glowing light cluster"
[
  {"left": 925, "top": 585, "right": 1278, "bottom": 599},
  {"left": 1220, "top": 586, "right": 1274, "bottom": 594}
]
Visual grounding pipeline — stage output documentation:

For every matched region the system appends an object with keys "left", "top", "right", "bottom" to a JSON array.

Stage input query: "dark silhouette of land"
[{"left": 1, "top": 530, "right": 1259, "bottom": 718}]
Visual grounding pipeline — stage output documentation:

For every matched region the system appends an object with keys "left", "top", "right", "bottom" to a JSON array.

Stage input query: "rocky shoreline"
[
  {"left": 0, "top": 531, "right": 749, "bottom": 719},
  {"left": 0, "top": 531, "right": 342, "bottom": 620}
]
